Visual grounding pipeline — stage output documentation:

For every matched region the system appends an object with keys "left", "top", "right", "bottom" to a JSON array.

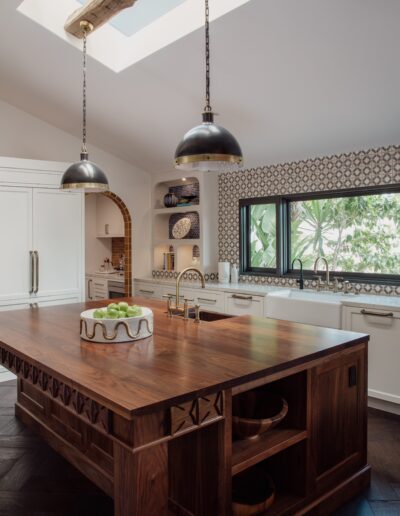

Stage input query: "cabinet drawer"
[
  {"left": 162, "top": 287, "right": 192, "bottom": 303},
  {"left": 93, "top": 292, "right": 108, "bottom": 301},
  {"left": 225, "top": 293, "right": 264, "bottom": 316},
  {"left": 135, "top": 282, "right": 164, "bottom": 299},
  {"left": 185, "top": 288, "right": 225, "bottom": 313},
  {"left": 92, "top": 279, "right": 108, "bottom": 289}
]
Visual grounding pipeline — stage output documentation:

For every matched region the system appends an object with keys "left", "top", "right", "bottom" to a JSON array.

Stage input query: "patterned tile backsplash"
[{"left": 216, "top": 144, "right": 400, "bottom": 296}]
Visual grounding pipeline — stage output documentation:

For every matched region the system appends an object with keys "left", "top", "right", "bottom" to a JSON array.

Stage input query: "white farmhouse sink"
[{"left": 265, "top": 289, "right": 343, "bottom": 329}]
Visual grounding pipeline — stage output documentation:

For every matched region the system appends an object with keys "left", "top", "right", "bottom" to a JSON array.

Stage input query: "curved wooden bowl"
[
  {"left": 232, "top": 391, "right": 288, "bottom": 440},
  {"left": 232, "top": 467, "right": 275, "bottom": 516}
]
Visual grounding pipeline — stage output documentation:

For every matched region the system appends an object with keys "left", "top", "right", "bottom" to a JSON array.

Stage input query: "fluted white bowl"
[{"left": 80, "top": 307, "right": 153, "bottom": 343}]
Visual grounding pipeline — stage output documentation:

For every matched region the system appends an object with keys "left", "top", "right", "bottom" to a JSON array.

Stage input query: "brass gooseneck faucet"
[{"left": 166, "top": 267, "right": 205, "bottom": 321}]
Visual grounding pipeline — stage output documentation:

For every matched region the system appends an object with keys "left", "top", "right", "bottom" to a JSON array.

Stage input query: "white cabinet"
[
  {"left": 225, "top": 293, "right": 265, "bottom": 317},
  {"left": 0, "top": 157, "right": 84, "bottom": 311},
  {"left": 342, "top": 305, "right": 400, "bottom": 405},
  {"left": 0, "top": 186, "right": 32, "bottom": 303},
  {"left": 96, "top": 194, "right": 124, "bottom": 237},
  {"left": 32, "top": 189, "right": 83, "bottom": 299}
]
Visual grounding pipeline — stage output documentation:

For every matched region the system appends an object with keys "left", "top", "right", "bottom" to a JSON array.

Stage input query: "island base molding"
[{"left": 9, "top": 340, "right": 370, "bottom": 516}]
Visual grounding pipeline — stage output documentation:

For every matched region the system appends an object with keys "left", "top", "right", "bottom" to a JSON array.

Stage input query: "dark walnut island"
[{"left": 0, "top": 297, "right": 370, "bottom": 515}]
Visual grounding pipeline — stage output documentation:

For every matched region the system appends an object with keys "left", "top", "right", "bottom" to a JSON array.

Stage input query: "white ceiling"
[{"left": 1, "top": 0, "right": 400, "bottom": 174}]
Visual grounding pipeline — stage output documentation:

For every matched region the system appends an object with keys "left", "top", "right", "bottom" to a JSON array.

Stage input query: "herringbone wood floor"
[{"left": 0, "top": 380, "right": 399, "bottom": 515}]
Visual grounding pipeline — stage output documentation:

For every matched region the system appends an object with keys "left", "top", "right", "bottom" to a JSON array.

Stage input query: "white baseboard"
[{"left": 368, "top": 396, "right": 400, "bottom": 416}]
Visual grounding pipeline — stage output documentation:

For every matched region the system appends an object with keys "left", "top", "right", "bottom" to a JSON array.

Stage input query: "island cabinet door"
[{"left": 311, "top": 345, "right": 367, "bottom": 493}]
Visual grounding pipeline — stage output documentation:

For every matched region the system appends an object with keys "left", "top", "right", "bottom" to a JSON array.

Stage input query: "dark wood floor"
[{"left": 0, "top": 380, "right": 399, "bottom": 515}]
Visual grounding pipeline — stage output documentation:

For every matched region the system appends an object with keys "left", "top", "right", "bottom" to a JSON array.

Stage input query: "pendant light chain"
[
  {"left": 82, "top": 28, "right": 88, "bottom": 154},
  {"left": 204, "top": 0, "right": 212, "bottom": 113}
]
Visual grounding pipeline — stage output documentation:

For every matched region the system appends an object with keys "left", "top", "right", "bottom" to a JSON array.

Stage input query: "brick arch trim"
[{"left": 101, "top": 191, "right": 132, "bottom": 296}]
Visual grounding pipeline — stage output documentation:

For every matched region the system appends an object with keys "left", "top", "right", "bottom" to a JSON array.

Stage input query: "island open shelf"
[{"left": 232, "top": 428, "right": 308, "bottom": 476}]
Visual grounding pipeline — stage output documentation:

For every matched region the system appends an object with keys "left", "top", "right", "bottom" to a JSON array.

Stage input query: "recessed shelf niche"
[{"left": 151, "top": 171, "right": 218, "bottom": 274}]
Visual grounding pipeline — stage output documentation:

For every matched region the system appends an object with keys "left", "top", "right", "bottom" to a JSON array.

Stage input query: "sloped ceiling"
[{"left": 0, "top": 0, "right": 400, "bottom": 174}]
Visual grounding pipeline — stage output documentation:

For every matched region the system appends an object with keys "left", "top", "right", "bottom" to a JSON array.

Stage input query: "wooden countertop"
[{"left": 0, "top": 297, "right": 368, "bottom": 418}]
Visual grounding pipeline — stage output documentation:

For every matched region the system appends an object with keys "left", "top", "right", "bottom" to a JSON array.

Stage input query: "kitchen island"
[{"left": 0, "top": 298, "right": 370, "bottom": 515}]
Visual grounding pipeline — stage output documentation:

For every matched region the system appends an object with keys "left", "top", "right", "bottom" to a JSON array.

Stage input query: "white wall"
[
  {"left": 85, "top": 194, "right": 112, "bottom": 273},
  {"left": 0, "top": 98, "right": 151, "bottom": 279}
]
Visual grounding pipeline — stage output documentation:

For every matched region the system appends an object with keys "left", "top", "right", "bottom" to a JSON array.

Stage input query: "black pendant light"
[
  {"left": 174, "top": 0, "right": 243, "bottom": 172},
  {"left": 60, "top": 21, "right": 109, "bottom": 191}
]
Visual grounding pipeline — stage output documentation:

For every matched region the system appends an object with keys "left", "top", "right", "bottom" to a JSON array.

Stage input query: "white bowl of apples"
[{"left": 80, "top": 302, "right": 153, "bottom": 343}]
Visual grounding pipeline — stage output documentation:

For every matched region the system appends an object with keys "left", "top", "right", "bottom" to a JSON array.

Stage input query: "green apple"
[
  {"left": 118, "top": 302, "right": 129, "bottom": 312},
  {"left": 107, "top": 303, "right": 118, "bottom": 312},
  {"left": 117, "top": 311, "right": 127, "bottom": 318},
  {"left": 93, "top": 309, "right": 104, "bottom": 319},
  {"left": 127, "top": 306, "right": 142, "bottom": 317},
  {"left": 107, "top": 308, "right": 119, "bottom": 319}
]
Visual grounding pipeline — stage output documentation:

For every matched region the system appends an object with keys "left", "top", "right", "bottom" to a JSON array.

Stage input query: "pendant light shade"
[
  {"left": 174, "top": 112, "right": 243, "bottom": 172},
  {"left": 61, "top": 153, "right": 109, "bottom": 191},
  {"left": 60, "top": 21, "right": 109, "bottom": 191},
  {"left": 174, "top": 0, "right": 243, "bottom": 172}
]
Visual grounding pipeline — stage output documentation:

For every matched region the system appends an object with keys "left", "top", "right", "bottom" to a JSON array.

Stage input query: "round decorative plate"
[{"left": 172, "top": 217, "right": 191, "bottom": 239}]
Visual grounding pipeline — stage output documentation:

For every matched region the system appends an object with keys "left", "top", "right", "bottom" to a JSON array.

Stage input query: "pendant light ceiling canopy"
[
  {"left": 174, "top": 0, "right": 243, "bottom": 172},
  {"left": 60, "top": 21, "right": 109, "bottom": 191}
]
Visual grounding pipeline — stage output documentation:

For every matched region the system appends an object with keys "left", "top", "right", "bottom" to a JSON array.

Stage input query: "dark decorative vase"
[{"left": 163, "top": 192, "right": 178, "bottom": 208}]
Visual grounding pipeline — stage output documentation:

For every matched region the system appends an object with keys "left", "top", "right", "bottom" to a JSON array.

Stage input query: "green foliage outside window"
[
  {"left": 290, "top": 194, "right": 400, "bottom": 273},
  {"left": 250, "top": 204, "right": 276, "bottom": 268}
]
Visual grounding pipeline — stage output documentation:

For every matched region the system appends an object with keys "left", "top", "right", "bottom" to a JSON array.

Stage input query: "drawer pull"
[
  {"left": 167, "top": 293, "right": 185, "bottom": 299},
  {"left": 139, "top": 289, "right": 155, "bottom": 294},
  {"left": 231, "top": 294, "right": 253, "bottom": 301},
  {"left": 360, "top": 309, "right": 394, "bottom": 318},
  {"left": 197, "top": 297, "right": 217, "bottom": 304}
]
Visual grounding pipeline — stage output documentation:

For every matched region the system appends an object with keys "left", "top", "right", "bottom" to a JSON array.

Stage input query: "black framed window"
[
  {"left": 240, "top": 197, "right": 281, "bottom": 274},
  {"left": 240, "top": 186, "right": 400, "bottom": 283}
]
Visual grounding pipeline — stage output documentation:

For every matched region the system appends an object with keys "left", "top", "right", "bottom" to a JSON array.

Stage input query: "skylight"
[
  {"left": 77, "top": 0, "right": 187, "bottom": 37},
  {"left": 18, "top": 0, "right": 252, "bottom": 72}
]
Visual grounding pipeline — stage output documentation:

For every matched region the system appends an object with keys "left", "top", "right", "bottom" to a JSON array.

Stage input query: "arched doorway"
[
  {"left": 86, "top": 192, "right": 132, "bottom": 296},
  {"left": 101, "top": 191, "right": 132, "bottom": 297}
]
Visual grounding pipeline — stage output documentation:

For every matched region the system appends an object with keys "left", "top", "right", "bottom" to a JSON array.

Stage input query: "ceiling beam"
[{"left": 65, "top": 0, "right": 137, "bottom": 38}]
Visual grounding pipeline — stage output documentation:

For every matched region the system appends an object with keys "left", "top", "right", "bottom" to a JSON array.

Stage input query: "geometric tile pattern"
[{"left": 218, "top": 144, "right": 400, "bottom": 296}]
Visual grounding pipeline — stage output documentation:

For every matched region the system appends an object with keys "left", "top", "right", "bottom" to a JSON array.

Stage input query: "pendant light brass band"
[
  {"left": 60, "top": 182, "right": 109, "bottom": 191},
  {"left": 174, "top": 154, "right": 243, "bottom": 166}
]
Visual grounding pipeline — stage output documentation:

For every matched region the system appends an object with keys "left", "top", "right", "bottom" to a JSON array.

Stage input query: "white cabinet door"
[
  {"left": 225, "top": 293, "right": 264, "bottom": 316},
  {"left": 0, "top": 187, "right": 32, "bottom": 303},
  {"left": 32, "top": 189, "right": 83, "bottom": 299},
  {"left": 342, "top": 306, "right": 400, "bottom": 404}
]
